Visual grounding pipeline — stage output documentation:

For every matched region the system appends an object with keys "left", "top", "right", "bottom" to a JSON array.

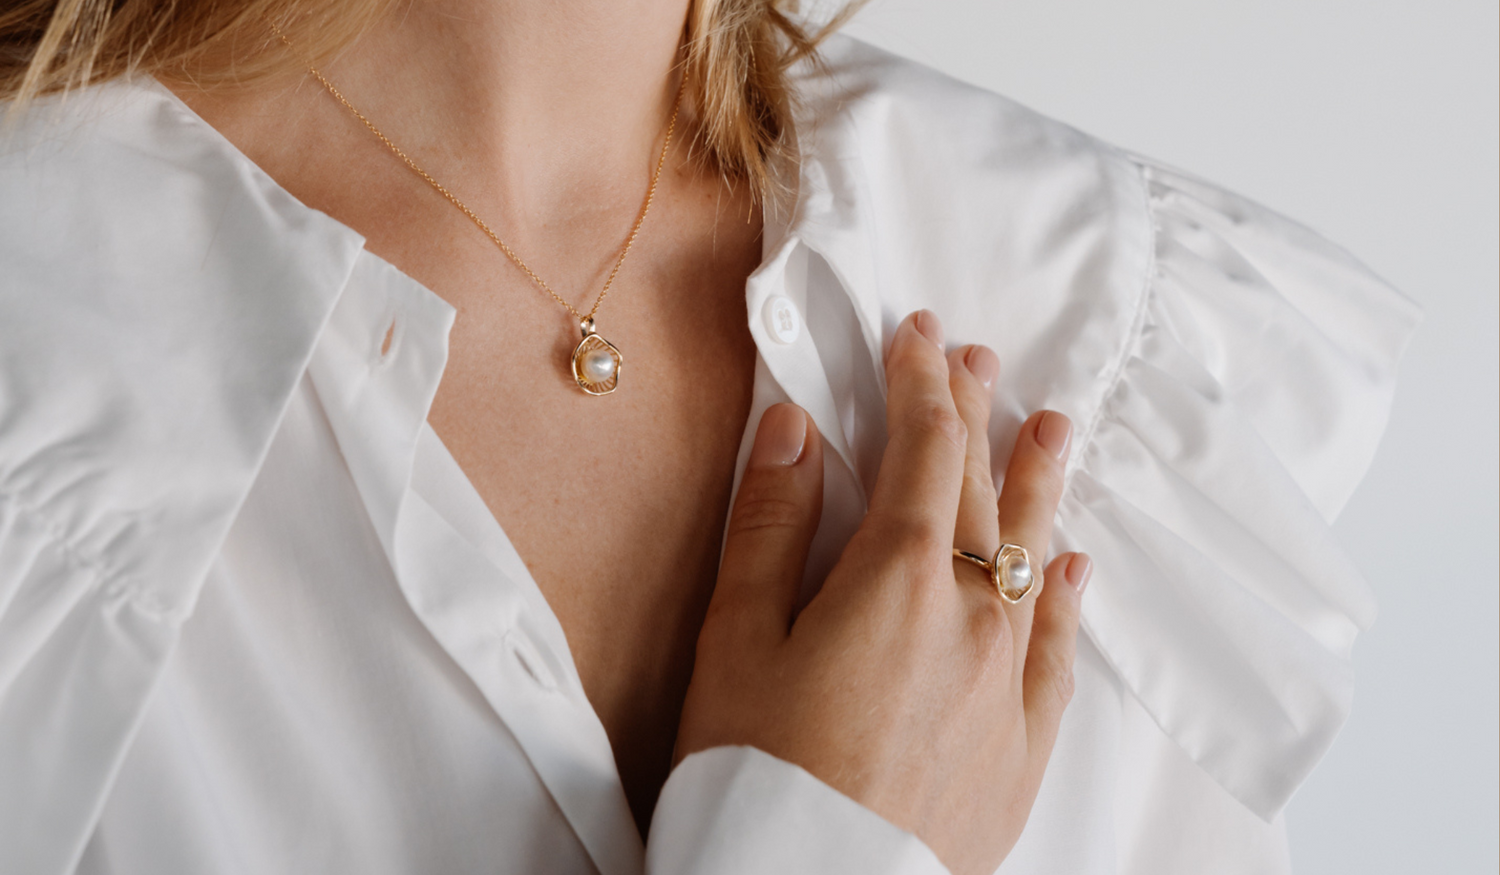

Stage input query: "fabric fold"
[
  {"left": 1054, "top": 156, "right": 1421, "bottom": 819},
  {"left": 647, "top": 746, "right": 949, "bottom": 875},
  {"left": 304, "top": 255, "right": 647, "bottom": 875},
  {"left": 0, "top": 37, "right": 1424, "bottom": 873},
  {"left": 780, "top": 36, "right": 1424, "bottom": 820},
  {"left": 0, "top": 82, "right": 363, "bottom": 874}
]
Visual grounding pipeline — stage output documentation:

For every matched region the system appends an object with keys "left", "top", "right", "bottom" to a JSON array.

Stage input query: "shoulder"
[
  {"left": 0, "top": 80, "right": 361, "bottom": 287},
  {"left": 787, "top": 37, "right": 1418, "bottom": 455},
  {"left": 787, "top": 36, "right": 1154, "bottom": 341},
  {"left": 786, "top": 36, "right": 1160, "bottom": 462},
  {"left": 789, "top": 34, "right": 1146, "bottom": 233},
  {"left": 793, "top": 34, "right": 1420, "bottom": 513},
  {"left": 792, "top": 34, "right": 1103, "bottom": 157}
]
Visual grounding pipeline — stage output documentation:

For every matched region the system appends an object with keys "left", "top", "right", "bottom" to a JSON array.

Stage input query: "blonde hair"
[{"left": 0, "top": 0, "right": 858, "bottom": 200}]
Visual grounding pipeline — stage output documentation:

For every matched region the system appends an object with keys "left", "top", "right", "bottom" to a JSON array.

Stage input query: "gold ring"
[{"left": 952, "top": 543, "right": 1040, "bottom": 603}]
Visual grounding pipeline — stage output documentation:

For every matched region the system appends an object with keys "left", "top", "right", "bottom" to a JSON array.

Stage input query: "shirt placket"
[
  {"left": 744, "top": 236, "right": 865, "bottom": 500},
  {"left": 737, "top": 224, "right": 891, "bottom": 598},
  {"left": 308, "top": 254, "right": 644, "bottom": 875}
]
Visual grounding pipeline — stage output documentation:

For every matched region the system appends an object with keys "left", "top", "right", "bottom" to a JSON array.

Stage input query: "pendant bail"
[{"left": 580, "top": 317, "right": 598, "bottom": 338}]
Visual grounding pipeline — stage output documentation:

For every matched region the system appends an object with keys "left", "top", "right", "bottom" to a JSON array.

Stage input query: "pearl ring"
[{"left": 953, "top": 543, "right": 1040, "bottom": 603}]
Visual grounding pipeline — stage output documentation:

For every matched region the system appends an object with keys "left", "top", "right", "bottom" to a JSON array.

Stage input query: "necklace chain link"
[{"left": 274, "top": 24, "right": 683, "bottom": 325}]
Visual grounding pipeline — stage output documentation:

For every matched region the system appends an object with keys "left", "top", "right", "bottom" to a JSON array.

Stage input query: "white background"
[{"left": 843, "top": 2, "right": 1498, "bottom": 872}]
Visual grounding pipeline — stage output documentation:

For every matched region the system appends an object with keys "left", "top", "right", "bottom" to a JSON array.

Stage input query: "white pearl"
[
  {"left": 1001, "top": 553, "right": 1032, "bottom": 589},
  {"left": 582, "top": 348, "right": 617, "bottom": 382}
]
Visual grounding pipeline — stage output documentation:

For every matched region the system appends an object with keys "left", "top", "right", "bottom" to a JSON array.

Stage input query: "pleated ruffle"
[{"left": 1055, "top": 158, "right": 1420, "bottom": 820}]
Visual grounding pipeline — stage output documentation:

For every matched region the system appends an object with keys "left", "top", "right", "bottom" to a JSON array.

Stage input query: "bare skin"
[
  {"left": 175, "top": 0, "right": 760, "bottom": 832},
  {"left": 172, "top": 0, "right": 1087, "bottom": 866}
]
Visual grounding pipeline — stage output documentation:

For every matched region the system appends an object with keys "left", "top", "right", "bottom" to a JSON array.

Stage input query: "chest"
[
  {"left": 193, "top": 92, "right": 767, "bottom": 823},
  {"left": 381, "top": 178, "right": 764, "bottom": 833},
  {"left": 427, "top": 271, "right": 758, "bottom": 832}
]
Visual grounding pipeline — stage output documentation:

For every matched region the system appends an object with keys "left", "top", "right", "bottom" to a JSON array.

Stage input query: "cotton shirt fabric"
[{"left": 0, "top": 35, "right": 1419, "bottom": 875}]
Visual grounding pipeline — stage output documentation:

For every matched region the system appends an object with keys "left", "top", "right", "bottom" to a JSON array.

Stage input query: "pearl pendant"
[
  {"left": 582, "top": 347, "right": 617, "bottom": 382},
  {"left": 571, "top": 318, "right": 622, "bottom": 395}
]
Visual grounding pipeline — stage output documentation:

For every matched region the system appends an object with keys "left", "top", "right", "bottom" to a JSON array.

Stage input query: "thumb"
[{"left": 707, "top": 403, "right": 823, "bottom": 648}]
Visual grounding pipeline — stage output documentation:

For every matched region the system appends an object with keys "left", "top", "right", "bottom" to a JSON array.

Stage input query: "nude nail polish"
[
  {"left": 749, "top": 403, "right": 807, "bottom": 467},
  {"left": 1067, "top": 553, "right": 1093, "bottom": 593},
  {"left": 964, "top": 345, "right": 1000, "bottom": 388},
  {"left": 1035, "top": 411, "right": 1072, "bottom": 460},
  {"left": 913, "top": 309, "right": 944, "bottom": 347}
]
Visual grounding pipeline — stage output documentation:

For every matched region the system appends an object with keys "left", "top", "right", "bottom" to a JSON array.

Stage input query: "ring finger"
[{"left": 995, "top": 409, "right": 1072, "bottom": 679}]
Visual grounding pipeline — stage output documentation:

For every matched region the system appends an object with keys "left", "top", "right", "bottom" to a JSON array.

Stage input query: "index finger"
[{"left": 865, "top": 310, "right": 968, "bottom": 563}]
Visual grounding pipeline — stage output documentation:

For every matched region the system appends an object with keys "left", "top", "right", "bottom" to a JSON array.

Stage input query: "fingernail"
[
  {"left": 1066, "top": 553, "right": 1093, "bottom": 593},
  {"left": 749, "top": 403, "right": 807, "bottom": 467},
  {"left": 963, "top": 345, "right": 1000, "bottom": 388},
  {"left": 913, "top": 309, "right": 944, "bottom": 348},
  {"left": 1035, "top": 411, "right": 1072, "bottom": 460}
]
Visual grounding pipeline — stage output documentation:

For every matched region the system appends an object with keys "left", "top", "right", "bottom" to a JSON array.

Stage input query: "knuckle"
[
  {"left": 893, "top": 522, "right": 954, "bottom": 567},
  {"left": 873, "top": 522, "right": 954, "bottom": 592},
  {"left": 1014, "top": 455, "right": 1067, "bottom": 497},
  {"left": 1035, "top": 655, "right": 1077, "bottom": 713},
  {"left": 902, "top": 401, "right": 968, "bottom": 454},
  {"left": 1001, "top": 471, "right": 1066, "bottom": 520},
  {"left": 1049, "top": 664, "right": 1077, "bottom": 709},
  {"left": 973, "top": 598, "right": 1009, "bottom": 640},
  {"left": 727, "top": 489, "right": 806, "bottom": 539},
  {"left": 1051, "top": 585, "right": 1083, "bottom": 626},
  {"left": 962, "top": 466, "right": 998, "bottom": 501},
  {"left": 967, "top": 604, "right": 1014, "bottom": 667},
  {"left": 1018, "top": 444, "right": 1069, "bottom": 491},
  {"left": 974, "top": 595, "right": 1008, "bottom": 628}
]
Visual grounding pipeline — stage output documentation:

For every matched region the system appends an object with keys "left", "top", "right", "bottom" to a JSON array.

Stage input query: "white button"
[{"left": 762, "top": 295, "right": 802, "bottom": 344}]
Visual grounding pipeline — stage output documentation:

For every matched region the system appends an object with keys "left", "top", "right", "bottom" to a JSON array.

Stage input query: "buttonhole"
[
  {"left": 380, "top": 319, "right": 397, "bottom": 357},
  {"left": 506, "top": 632, "right": 558, "bottom": 692}
]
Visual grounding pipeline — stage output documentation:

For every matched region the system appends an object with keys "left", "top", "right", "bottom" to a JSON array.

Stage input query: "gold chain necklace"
[{"left": 274, "top": 25, "right": 682, "bottom": 395}]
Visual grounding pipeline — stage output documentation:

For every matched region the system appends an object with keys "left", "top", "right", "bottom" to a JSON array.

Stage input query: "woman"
[{"left": 0, "top": 1, "right": 1419, "bottom": 873}]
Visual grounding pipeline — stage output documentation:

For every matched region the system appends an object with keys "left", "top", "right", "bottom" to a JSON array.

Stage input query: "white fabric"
[{"left": 0, "top": 35, "right": 1418, "bottom": 875}]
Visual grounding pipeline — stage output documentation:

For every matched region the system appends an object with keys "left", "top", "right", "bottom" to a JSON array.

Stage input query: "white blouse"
[{"left": 0, "top": 35, "right": 1419, "bottom": 875}]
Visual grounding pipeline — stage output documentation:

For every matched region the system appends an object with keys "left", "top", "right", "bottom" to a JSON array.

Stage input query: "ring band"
[{"left": 952, "top": 543, "right": 1040, "bottom": 603}]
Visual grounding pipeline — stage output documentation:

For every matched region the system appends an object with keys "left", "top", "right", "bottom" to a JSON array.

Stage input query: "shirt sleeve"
[
  {"left": 1050, "top": 154, "right": 1422, "bottom": 821},
  {"left": 646, "top": 746, "right": 950, "bottom": 875}
]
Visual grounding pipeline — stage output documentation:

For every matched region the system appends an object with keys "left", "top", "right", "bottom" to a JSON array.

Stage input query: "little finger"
[
  {"left": 994, "top": 411, "right": 1071, "bottom": 667},
  {"left": 1023, "top": 552, "right": 1089, "bottom": 767}
]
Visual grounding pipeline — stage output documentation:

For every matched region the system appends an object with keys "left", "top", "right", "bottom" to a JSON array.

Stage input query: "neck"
[{"left": 300, "top": 0, "right": 691, "bottom": 228}]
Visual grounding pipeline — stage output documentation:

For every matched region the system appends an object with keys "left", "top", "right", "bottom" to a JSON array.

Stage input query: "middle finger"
[
  {"left": 947, "top": 345, "right": 1003, "bottom": 590},
  {"left": 866, "top": 310, "right": 968, "bottom": 560}
]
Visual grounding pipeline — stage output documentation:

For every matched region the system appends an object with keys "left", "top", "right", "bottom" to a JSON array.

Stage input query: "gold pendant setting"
[{"left": 571, "top": 318, "right": 622, "bottom": 395}]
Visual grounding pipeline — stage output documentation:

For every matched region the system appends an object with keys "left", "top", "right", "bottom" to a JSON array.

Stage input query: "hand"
[{"left": 674, "top": 310, "right": 1091, "bottom": 874}]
